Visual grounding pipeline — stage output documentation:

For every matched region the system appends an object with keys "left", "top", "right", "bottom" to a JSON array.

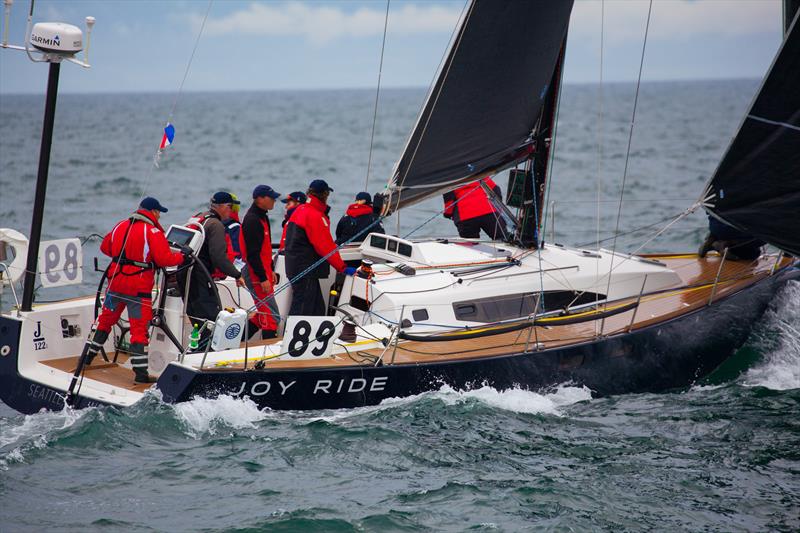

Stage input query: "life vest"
[
  {"left": 335, "top": 203, "right": 384, "bottom": 244},
  {"left": 101, "top": 209, "right": 183, "bottom": 296},
  {"left": 443, "top": 177, "right": 500, "bottom": 223}
]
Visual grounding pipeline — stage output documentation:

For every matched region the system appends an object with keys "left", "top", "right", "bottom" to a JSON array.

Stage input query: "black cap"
[
  {"left": 210, "top": 191, "right": 240, "bottom": 205},
  {"left": 140, "top": 196, "right": 168, "bottom": 213},
  {"left": 281, "top": 191, "right": 307, "bottom": 204},
  {"left": 308, "top": 179, "right": 333, "bottom": 194},
  {"left": 355, "top": 191, "right": 372, "bottom": 204},
  {"left": 252, "top": 184, "right": 281, "bottom": 200}
]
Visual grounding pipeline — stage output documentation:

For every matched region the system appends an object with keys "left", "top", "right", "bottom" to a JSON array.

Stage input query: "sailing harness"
[{"left": 109, "top": 213, "right": 158, "bottom": 276}]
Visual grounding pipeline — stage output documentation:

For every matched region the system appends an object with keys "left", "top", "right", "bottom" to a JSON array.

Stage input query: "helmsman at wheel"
[{"left": 88, "top": 197, "right": 185, "bottom": 383}]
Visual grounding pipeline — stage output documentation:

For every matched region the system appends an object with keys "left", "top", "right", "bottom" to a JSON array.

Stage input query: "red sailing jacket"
[
  {"left": 239, "top": 204, "right": 273, "bottom": 283},
  {"left": 100, "top": 209, "right": 184, "bottom": 296},
  {"left": 283, "top": 195, "right": 346, "bottom": 279},
  {"left": 443, "top": 177, "right": 501, "bottom": 223}
]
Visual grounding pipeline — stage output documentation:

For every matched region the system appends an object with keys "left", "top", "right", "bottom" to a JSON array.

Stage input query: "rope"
[
  {"left": 602, "top": 0, "right": 653, "bottom": 302},
  {"left": 364, "top": 0, "right": 390, "bottom": 191},
  {"left": 595, "top": 0, "right": 605, "bottom": 333}
]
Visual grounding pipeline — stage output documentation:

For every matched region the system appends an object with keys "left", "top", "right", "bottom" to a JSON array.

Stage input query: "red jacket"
[
  {"left": 100, "top": 209, "right": 184, "bottom": 296},
  {"left": 443, "top": 177, "right": 501, "bottom": 223},
  {"left": 283, "top": 195, "right": 346, "bottom": 279}
]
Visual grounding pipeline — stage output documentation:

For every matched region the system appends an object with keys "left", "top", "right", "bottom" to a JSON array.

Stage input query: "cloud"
[
  {"left": 190, "top": 1, "right": 463, "bottom": 44},
  {"left": 569, "top": 0, "right": 781, "bottom": 44}
]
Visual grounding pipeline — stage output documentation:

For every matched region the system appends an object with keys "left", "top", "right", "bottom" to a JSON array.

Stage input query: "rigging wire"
[
  {"left": 71, "top": 0, "right": 214, "bottom": 401},
  {"left": 364, "top": 0, "right": 391, "bottom": 191},
  {"left": 595, "top": 0, "right": 605, "bottom": 334},
  {"left": 602, "top": 0, "right": 653, "bottom": 311}
]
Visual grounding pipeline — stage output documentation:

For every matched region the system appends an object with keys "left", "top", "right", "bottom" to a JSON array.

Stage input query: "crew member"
[
  {"left": 283, "top": 179, "right": 356, "bottom": 316},
  {"left": 698, "top": 215, "right": 764, "bottom": 261},
  {"left": 87, "top": 197, "right": 185, "bottom": 383},
  {"left": 335, "top": 191, "right": 385, "bottom": 244},
  {"left": 183, "top": 191, "right": 245, "bottom": 349},
  {"left": 278, "top": 191, "right": 307, "bottom": 251},
  {"left": 240, "top": 184, "right": 281, "bottom": 339},
  {"left": 223, "top": 192, "right": 243, "bottom": 265},
  {"left": 443, "top": 177, "right": 506, "bottom": 239},
  {"left": 281, "top": 191, "right": 307, "bottom": 227}
]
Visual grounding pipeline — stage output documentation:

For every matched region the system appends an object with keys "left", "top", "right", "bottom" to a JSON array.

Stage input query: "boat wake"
[{"left": 741, "top": 280, "right": 800, "bottom": 390}]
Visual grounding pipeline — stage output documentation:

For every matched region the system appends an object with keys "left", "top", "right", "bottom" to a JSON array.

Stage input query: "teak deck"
[
  {"left": 218, "top": 253, "right": 792, "bottom": 370},
  {"left": 41, "top": 254, "right": 791, "bottom": 386},
  {"left": 42, "top": 353, "right": 152, "bottom": 393}
]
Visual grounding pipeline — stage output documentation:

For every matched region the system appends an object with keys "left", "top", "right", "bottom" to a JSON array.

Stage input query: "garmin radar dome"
[{"left": 29, "top": 22, "right": 82, "bottom": 55}]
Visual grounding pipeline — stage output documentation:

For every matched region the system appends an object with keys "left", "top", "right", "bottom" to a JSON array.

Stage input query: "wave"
[
  {"left": 741, "top": 281, "right": 800, "bottom": 391},
  {"left": 429, "top": 383, "right": 593, "bottom": 415},
  {"left": 0, "top": 404, "right": 91, "bottom": 470},
  {"left": 171, "top": 394, "right": 270, "bottom": 437}
]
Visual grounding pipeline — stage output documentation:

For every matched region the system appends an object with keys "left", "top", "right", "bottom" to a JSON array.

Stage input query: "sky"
[{"left": 0, "top": 0, "right": 786, "bottom": 94}]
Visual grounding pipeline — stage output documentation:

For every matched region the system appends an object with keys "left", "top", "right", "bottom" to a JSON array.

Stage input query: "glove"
[
  {"left": 180, "top": 252, "right": 193, "bottom": 266},
  {"left": 343, "top": 267, "right": 357, "bottom": 276}
]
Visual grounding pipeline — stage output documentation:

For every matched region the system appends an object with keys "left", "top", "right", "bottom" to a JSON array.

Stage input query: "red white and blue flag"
[{"left": 159, "top": 123, "right": 175, "bottom": 150}]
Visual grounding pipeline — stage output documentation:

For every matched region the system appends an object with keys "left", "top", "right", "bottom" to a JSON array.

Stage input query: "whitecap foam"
[
  {"left": 430, "top": 383, "right": 593, "bottom": 415},
  {"left": 0, "top": 404, "right": 88, "bottom": 468},
  {"left": 742, "top": 281, "right": 800, "bottom": 391},
  {"left": 172, "top": 394, "right": 268, "bottom": 437}
]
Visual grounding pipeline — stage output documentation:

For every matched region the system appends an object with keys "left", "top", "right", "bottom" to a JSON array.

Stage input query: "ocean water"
[{"left": 1, "top": 80, "right": 799, "bottom": 531}]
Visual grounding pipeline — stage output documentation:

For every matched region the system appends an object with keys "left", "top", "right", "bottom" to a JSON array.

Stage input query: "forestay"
[
  {"left": 381, "top": 0, "right": 574, "bottom": 213},
  {"left": 703, "top": 11, "right": 800, "bottom": 256}
]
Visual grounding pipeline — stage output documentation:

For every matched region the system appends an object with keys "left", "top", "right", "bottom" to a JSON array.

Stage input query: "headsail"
[
  {"left": 380, "top": 0, "right": 574, "bottom": 214},
  {"left": 703, "top": 11, "right": 800, "bottom": 256}
]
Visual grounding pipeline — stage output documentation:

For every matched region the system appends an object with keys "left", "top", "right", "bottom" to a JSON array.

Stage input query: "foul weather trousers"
[
  {"left": 96, "top": 292, "right": 152, "bottom": 344},
  {"left": 245, "top": 266, "right": 278, "bottom": 331},
  {"left": 456, "top": 213, "right": 507, "bottom": 240}
]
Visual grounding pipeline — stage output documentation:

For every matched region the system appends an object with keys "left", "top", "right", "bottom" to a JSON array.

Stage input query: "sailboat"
[{"left": 1, "top": 0, "right": 798, "bottom": 414}]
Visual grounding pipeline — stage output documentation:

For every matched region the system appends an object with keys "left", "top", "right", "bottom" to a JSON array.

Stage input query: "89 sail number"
[{"left": 281, "top": 316, "right": 343, "bottom": 360}]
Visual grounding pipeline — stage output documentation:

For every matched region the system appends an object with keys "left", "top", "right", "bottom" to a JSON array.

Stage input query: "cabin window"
[
  {"left": 412, "top": 309, "right": 429, "bottom": 321},
  {"left": 453, "top": 291, "right": 605, "bottom": 323},
  {"left": 388, "top": 239, "right": 398, "bottom": 252},
  {"left": 370, "top": 235, "right": 387, "bottom": 249},
  {"left": 349, "top": 295, "right": 370, "bottom": 312},
  {"left": 398, "top": 243, "right": 412, "bottom": 257}
]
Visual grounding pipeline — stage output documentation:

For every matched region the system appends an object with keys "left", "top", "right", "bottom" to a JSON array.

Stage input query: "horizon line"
[{"left": 0, "top": 76, "right": 762, "bottom": 97}]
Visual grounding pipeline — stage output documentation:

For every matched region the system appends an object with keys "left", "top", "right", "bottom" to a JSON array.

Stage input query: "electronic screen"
[{"left": 167, "top": 227, "right": 196, "bottom": 247}]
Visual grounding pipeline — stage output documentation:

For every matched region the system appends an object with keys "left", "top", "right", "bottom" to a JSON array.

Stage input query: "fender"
[{"left": 0, "top": 228, "right": 29, "bottom": 286}]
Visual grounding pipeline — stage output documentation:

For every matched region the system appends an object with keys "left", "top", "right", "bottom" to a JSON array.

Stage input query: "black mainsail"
[
  {"left": 703, "top": 11, "right": 800, "bottom": 256},
  {"left": 381, "top": 0, "right": 574, "bottom": 214}
]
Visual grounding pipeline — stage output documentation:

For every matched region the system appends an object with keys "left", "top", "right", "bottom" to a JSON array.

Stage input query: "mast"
[
  {"left": 1, "top": 1, "right": 95, "bottom": 311},
  {"left": 20, "top": 61, "right": 60, "bottom": 311},
  {"left": 531, "top": 36, "right": 568, "bottom": 247}
]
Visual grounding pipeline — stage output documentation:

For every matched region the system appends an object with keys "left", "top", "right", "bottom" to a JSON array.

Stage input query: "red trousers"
[
  {"left": 96, "top": 292, "right": 152, "bottom": 344},
  {"left": 249, "top": 270, "right": 277, "bottom": 331}
]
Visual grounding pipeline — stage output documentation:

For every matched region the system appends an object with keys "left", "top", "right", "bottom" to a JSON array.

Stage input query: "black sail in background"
[
  {"left": 382, "top": 0, "right": 574, "bottom": 213},
  {"left": 704, "top": 12, "right": 800, "bottom": 256}
]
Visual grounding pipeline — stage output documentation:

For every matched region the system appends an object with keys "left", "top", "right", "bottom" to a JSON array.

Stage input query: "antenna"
[
  {"left": 2, "top": 0, "right": 12, "bottom": 47},
  {"left": 84, "top": 16, "right": 94, "bottom": 64},
  {"left": 1, "top": 0, "right": 96, "bottom": 311}
]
